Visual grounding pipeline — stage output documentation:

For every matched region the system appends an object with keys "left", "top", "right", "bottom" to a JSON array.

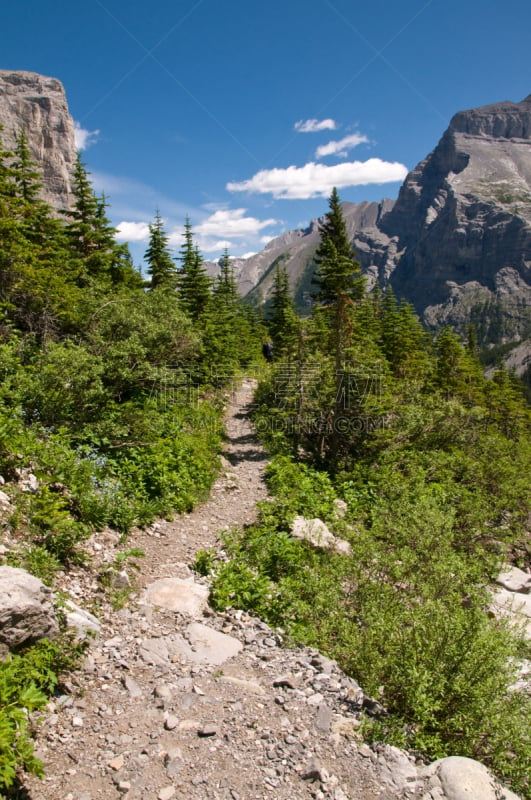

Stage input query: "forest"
[{"left": 0, "top": 132, "right": 530, "bottom": 797}]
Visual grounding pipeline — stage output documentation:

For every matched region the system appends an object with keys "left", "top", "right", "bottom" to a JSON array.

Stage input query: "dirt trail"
[{"left": 25, "top": 380, "right": 411, "bottom": 800}]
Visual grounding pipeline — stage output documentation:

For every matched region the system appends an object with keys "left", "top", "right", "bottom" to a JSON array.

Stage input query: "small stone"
[
  {"left": 154, "top": 683, "right": 172, "bottom": 700},
  {"left": 273, "top": 674, "right": 299, "bottom": 689},
  {"left": 306, "top": 692, "right": 324, "bottom": 706},
  {"left": 165, "top": 747, "right": 185, "bottom": 777},
  {"left": 334, "top": 788, "right": 349, "bottom": 800},
  {"left": 158, "top": 787, "right": 176, "bottom": 800},
  {"left": 315, "top": 703, "right": 333, "bottom": 734},
  {"left": 118, "top": 781, "right": 131, "bottom": 793},
  {"left": 496, "top": 566, "right": 531, "bottom": 594},
  {"left": 72, "top": 716, "right": 83, "bottom": 727},
  {"left": 108, "top": 755, "right": 125, "bottom": 771},
  {"left": 164, "top": 715, "right": 179, "bottom": 731},
  {"left": 123, "top": 676, "right": 143, "bottom": 699},
  {"left": 302, "top": 757, "right": 323, "bottom": 781},
  {"left": 198, "top": 723, "right": 217, "bottom": 737}
]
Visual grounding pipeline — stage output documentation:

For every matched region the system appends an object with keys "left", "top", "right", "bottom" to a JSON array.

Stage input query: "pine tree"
[
  {"left": 268, "top": 262, "right": 299, "bottom": 357},
  {"left": 214, "top": 249, "right": 239, "bottom": 304},
  {"left": 309, "top": 190, "right": 366, "bottom": 463},
  {"left": 66, "top": 154, "right": 101, "bottom": 257},
  {"left": 0, "top": 128, "right": 16, "bottom": 199},
  {"left": 12, "top": 129, "right": 41, "bottom": 202},
  {"left": 177, "top": 218, "right": 211, "bottom": 321},
  {"left": 312, "top": 187, "right": 365, "bottom": 305},
  {"left": 379, "top": 287, "right": 431, "bottom": 379},
  {"left": 0, "top": 131, "right": 27, "bottom": 305},
  {"left": 144, "top": 211, "right": 177, "bottom": 289}
]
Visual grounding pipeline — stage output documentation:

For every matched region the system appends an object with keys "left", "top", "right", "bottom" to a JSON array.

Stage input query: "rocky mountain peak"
[
  {"left": 448, "top": 94, "right": 531, "bottom": 139},
  {"left": 0, "top": 69, "right": 77, "bottom": 209}
]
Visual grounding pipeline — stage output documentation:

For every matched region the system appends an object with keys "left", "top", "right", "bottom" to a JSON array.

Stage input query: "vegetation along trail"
[{"left": 23, "top": 379, "right": 403, "bottom": 800}]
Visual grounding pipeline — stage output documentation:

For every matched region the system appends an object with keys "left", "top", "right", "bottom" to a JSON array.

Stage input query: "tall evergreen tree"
[
  {"left": 177, "top": 218, "right": 211, "bottom": 321},
  {"left": 66, "top": 154, "right": 101, "bottom": 257},
  {"left": 312, "top": 187, "right": 365, "bottom": 305},
  {"left": 64, "top": 156, "right": 133, "bottom": 285},
  {"left": 214, "top": 249, "right": 239, "bottom": 304},
  {"left": 310, "top": 190, "right": 367, "bottom": 462},
  {"left": 144, "top": 210, "right": 177, "bottom": 289},
  {"left": 268, "top": 262, "right": 299, "bottom": 357},
  {"left": 379, "top": 287, "right": 431, "bottom": 379},
  {"left": 12, "top": 129, "right": 41, "bottom": 202}
]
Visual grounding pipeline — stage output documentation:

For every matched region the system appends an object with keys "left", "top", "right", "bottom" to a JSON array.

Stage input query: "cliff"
[{"left": 0, "top": 70, "right": 77, "bottom": 210}]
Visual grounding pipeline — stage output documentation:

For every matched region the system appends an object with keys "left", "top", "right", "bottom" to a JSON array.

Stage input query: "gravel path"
[{"left": 24, "top": 380, "right": 413, "bottom": 800}]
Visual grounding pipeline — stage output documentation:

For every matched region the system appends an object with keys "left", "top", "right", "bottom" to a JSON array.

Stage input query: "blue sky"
[{"left": 2, "top": 0, "right": 530, "bottom": 266}]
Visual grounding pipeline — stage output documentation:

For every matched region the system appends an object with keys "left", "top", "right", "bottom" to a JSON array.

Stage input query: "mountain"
[
  {"left": 236, "top": 95, "right": 531, "bottom": 356},
  {"left": 0, "top": 70, "right": 76, "bottom": 209}
]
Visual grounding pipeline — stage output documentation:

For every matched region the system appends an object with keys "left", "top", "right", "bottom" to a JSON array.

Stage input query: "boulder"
[
  {"left": 423, "top": 756, "right": 522, "bottom": 800},
  {"left": 64, "top": 599, "right": 101, "bottom": 638},
  {"left": 170, "top": 622, "right": 243, "bottom": 666},
  {"left": 0, "top": 566, "right": 58, "bottom": 650},
  {"left": 142, "top": 577, "right": 210, "bottom": 617},
  {"left": 0, "top": 70, "right": 77, "bottom": 211},
  {"left": 491, "top": 588, "right": 531, "bottom": 639},
  {"left": 496, "top": 566, "right": 531, "bottom": 594},
  {"left": 291, "top": 516, "right": 352, "bottom": 556}
]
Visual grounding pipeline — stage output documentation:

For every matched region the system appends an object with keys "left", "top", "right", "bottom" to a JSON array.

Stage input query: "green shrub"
[{"left": 0, "top": 637, "right": 84, "bottom": 792}]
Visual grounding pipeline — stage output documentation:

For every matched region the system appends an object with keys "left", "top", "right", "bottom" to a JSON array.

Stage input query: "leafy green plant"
[
  {"left": 0, "top": 637, "right": 84, "bottom": 792},
  {"left": 210, "top": 560, "right": 278, "bottom": 616},
  {"left": 193, "top": 548, "right": 216, "bottom": 576},
  {"left": 27, "top": 487, "right": 89, "bottom": 564},
  {"left": 6, "top": 546, "right": 60, "bottom": 586},
  {"left": 98, "top": 548, "right": 145, "bottom": 609}
]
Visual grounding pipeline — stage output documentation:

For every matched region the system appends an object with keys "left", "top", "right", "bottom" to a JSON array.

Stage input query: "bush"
[{"left": 0, "top": 637, "right": 84, "bottom": 792}]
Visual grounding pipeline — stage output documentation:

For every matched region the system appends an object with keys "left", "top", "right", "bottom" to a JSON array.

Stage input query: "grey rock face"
[
  {"left": 0, "top": 565, "right": 59, "bottom": 650},
  {"left": 0, "top": 70, "right": 77, "bottom": 210},
  {"left": 381, "top": 95, "right": 531, "bottom": 343}
]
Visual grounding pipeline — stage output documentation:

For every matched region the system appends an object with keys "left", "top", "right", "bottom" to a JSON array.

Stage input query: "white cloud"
[
  {"left": 260, "top": 235, "right": 275, "bottom": 245},
  {"left": 199, "top": 239, "right": 234, "bottom": 253},
  {"left": 315, "top": 133, "right": 369, "bottom": 159},
  {"left": 294, "top": 118, "right": 337, "bottom": 133},
  {"left": 74, "top": 121, "right": 100, "bottom": 150},
  {"left": 227, "top": 159, "right": 408, "bottom": 200},
  {"left": 241, "top": 251, "right": 257, "bottom": 259},
  {"left": 115, "top": 221, "right": 150, "bottom": 243},
  {"left": 195, "top": 208, "right": 278, "bottom": 238}
]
